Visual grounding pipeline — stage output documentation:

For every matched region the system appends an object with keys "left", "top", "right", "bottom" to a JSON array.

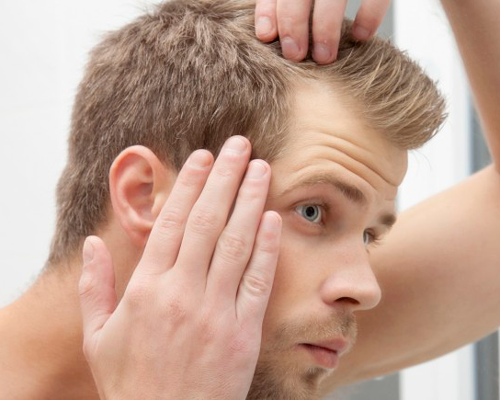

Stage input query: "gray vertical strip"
[
  {"left": 471, "top": 101, "right": 498, "bottom": 400},
  {"left": 471, "top": 103, "right": 493, "bottom": 172},
  {"left": 475, "top": 333, "right": 499, "bottom": 400}
]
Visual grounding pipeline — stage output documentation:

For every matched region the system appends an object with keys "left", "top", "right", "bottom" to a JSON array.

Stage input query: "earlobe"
[{"left": 109, "top": 145, "right": 175, "bottom": 247}]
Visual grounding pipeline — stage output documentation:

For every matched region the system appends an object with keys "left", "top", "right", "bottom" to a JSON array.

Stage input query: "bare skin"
[{"left": 1, "top": 0, "right": 500, "bottom": 399}]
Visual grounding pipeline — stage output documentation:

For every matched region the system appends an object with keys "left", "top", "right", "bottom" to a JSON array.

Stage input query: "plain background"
[{"left": 0, "top": 0, "right": 494, "bottom": 399}]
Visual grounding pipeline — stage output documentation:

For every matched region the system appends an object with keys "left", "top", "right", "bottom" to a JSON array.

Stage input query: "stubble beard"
[
  {"left": 246, "top": 358, "right": 326, "bottom": 400},
  {"left": 245, "top": 311, "right": 357, "bottom": 400}
]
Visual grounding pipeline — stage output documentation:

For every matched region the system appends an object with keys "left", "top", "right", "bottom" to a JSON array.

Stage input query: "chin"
[{"left": 245, "top": 349, "right": 331, "bottom": 400}]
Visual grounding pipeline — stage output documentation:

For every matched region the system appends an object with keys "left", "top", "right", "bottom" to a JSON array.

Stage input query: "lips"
[
  {"left": 308, "top": 338, "right": 349, "bottom": 354},
  {"left": 298, "top": 338, "right": 349, "bottom": 369}
]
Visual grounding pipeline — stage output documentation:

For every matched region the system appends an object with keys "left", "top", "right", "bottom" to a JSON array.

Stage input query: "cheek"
[
  {"left": 260, "top": 239, "right": 299, "bottom": 336},
  {"left": 263, "top": 232, "right": 316, "bottom": 322},
  {"left": 274, "top": 233, "right": 309, "bottom": 294}
]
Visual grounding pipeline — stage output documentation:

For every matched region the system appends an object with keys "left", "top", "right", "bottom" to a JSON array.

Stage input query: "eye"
[
  {"left": 363, "top": 230, "right": 377, "bottom": 246},
  {"left": 296, "top": 205, "right": 322, "bottom": 224}
]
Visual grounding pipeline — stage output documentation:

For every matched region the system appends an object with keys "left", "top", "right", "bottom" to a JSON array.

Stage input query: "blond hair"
[{"left": 47, "top": 0, "right": 445, "bottom": 267}]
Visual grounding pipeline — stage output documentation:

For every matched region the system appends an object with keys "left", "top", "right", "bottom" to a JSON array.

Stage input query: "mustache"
[{"left": 268, "top": 310, "right": 357, "bottom": 352}]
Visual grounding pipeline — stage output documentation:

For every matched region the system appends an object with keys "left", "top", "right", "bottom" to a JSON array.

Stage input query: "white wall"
[{"left": 0, "top": 0, "right": 161, "bottom": 306}]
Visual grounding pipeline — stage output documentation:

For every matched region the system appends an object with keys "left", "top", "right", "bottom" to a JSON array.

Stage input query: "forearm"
[{"left": 441, "top": 0, "right": 500, "bottom": 172}]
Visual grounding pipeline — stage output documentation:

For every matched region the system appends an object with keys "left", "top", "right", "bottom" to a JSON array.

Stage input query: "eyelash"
[
  {"left": 363, "top": 230, "right": 382, "bottom": 247},
  {"left": 295, "top": 200, "right": 382, "bottom": 246}
]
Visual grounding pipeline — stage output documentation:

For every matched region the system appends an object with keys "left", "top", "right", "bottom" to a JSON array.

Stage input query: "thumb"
[{"left": 78, "top": 235, "right": 117, "bottom": 358}]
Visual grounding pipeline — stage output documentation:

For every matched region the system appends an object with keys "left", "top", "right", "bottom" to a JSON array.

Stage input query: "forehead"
[{"left": 269, "top": 79, "right": 408, "bottom": 207}]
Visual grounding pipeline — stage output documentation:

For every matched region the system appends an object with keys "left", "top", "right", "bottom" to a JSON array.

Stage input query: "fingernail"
[
  {"left": 313, "top": 43, "right": 332, "bottom": 64},
  {"left": 256, "top": 17, "right": 273, "bottom": 37},
  {"left": 189, "top": 150, "right": 212, "bottom": 168},
  {"left": 226, "top": 136, "right": 247, "bottom": 154},
  {"left": 247, "top": 160, "right": 268, "bottom": 179},
  {"left": 353, "top": 25, "right": 371, "bottom": 41},
  {"left": 281, "top": 37, "right": 299, "bottom": 60},
  {"left": 83, "top": 238, "right": 94, "bottom": 264}
]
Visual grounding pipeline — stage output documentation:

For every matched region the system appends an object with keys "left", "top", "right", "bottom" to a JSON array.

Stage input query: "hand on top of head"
[{"left": 254, "top": 0, "right": 391, "bottom": 64}]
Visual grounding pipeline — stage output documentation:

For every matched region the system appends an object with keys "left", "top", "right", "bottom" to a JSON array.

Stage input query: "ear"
[{"left": 109, "top": 145, "right": 176, "bottom": 247}]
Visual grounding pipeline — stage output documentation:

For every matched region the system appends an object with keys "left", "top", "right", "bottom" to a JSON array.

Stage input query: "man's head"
[
  {"left": 46, "top": 0, "right": 445, "bottom": 398},
  {"left": 245, "top": 78, "right": 409, "bottom": 399}
]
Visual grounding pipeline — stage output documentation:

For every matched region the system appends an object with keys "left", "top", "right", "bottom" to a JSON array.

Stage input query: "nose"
[{"left": 319, "top": 246, "right": 382, "bottom": 312}]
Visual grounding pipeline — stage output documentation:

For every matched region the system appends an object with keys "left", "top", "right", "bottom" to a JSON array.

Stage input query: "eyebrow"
[{"left": 278, "top": 172, "right": 398, "bottom": 229}]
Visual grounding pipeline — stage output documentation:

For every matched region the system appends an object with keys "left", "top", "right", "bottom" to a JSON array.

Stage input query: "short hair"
[{"left": 47, "top": 0, "right": 445, "bottom": 268}]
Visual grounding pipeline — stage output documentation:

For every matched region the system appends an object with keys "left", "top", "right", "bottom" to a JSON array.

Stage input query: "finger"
[
  {"left": 353, "top": 0, "right": 391, "bottom": 41},
  {"left": 312, "top": 0, "right": 348, "bottom": 64},
  {"left": 174, "top": 136, "right": 251, "bottom": 280},
  {"left": 276, "top": 0, "right": 313, "bottom": 62},
  {"left": 236, "top": 212, "right": 281, "bottom": 326},
  {"left": 205, "top": 160, "right": 271, "bottom": 307},
  {"left": 255, "top": 0, "right": 278, "bottom": 42},
  {"left": 138, "top": 149, "right": 213, "bottom": 276},
  {"left": 78, "top": 236, "right": 117, "bottom": 359}
]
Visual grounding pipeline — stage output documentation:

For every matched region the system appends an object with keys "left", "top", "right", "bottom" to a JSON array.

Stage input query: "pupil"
[{"left": 305, "top": 206, "right": 316, "bottom": 218}]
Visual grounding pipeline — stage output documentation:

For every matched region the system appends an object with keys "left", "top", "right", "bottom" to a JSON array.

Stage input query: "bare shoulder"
[{"left": 321, "top": 165, "right": 500, "bottom": 393}]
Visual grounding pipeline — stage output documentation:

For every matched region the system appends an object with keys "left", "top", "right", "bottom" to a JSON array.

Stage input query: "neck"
[{"left": 0, "top": 264, "right": 100, "bottom": 400}]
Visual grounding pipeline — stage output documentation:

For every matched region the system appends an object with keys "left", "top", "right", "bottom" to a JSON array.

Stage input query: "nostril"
[{"left": 337, "top": 297, "right": 359, "bottom": 306}]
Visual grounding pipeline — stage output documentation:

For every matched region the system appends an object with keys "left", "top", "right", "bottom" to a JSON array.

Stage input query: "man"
[{"left": 1, "top": 1, "right": 499, "bottom": 400}]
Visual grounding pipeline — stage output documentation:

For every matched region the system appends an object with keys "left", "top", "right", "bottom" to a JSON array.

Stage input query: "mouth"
[{"left": 298, "top": 339, "right": 349, "bottom": 369}]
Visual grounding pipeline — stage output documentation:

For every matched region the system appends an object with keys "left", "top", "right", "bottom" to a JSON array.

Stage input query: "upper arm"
[{"left": 321, "top": 165, "right": 500, "bottom": 393}]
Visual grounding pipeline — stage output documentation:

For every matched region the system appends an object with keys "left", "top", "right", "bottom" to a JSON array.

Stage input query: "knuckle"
[
  {"left": 158, "top": 208, "right": 185, "bottom": 231},
  {"left": 197, "top": 312, "right": 220, "bottom": 343},
  {"left": 165, "top": 296, "right": 191, "bottom": 322},
  {"left": 182, "top": 166, "right": 206, "bottom": 186},
  {"left": 217, "top": 232, "right": 248, "bottom": 261},
  {"left": 239, "top": 180, "right": 265, "bottom": 200},
  {"left": 124, "top": 279, "right": 152, "bottom": 308},
  {"left": 189, "top": 207, "right": 220, "bottom": 233},
  {"left": 241, "top": 272, "right": 271, "bottom": 297},
  {"left": 259, "top": 237, "right": 279, "bottom": 255},
  {"left": 214, "top": 164, "right": 233, "bottom": 178}
]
